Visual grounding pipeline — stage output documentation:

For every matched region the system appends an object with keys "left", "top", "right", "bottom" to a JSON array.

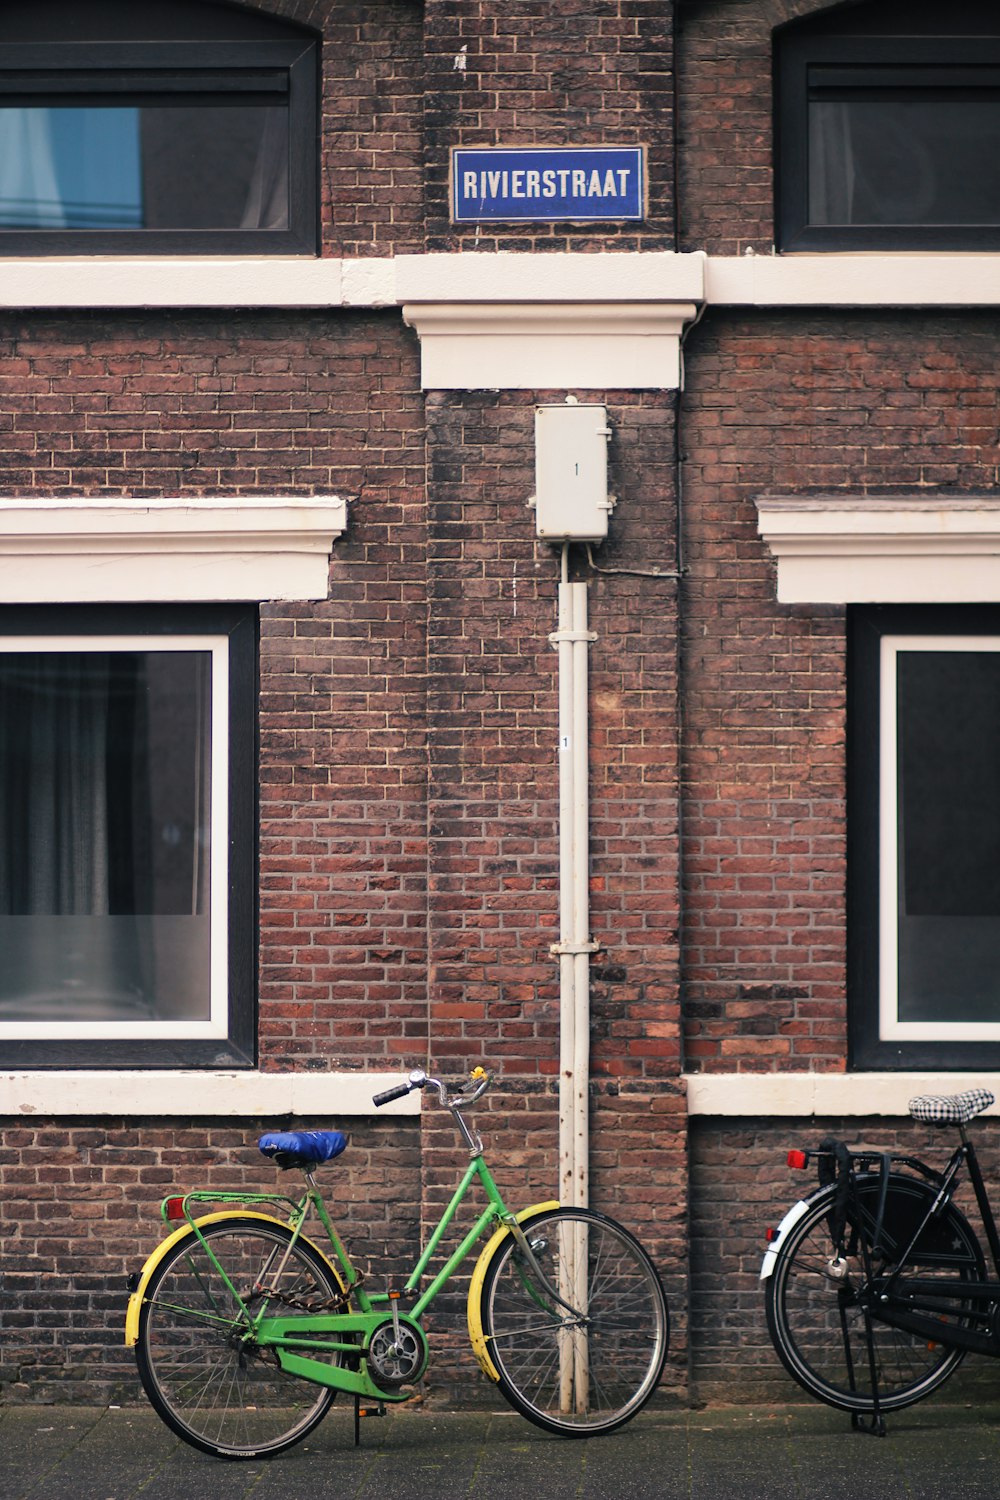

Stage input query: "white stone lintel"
[
  {"left": 0, "top": 495, "right": 347, "bottom": 603},
  {"left": 402, "top": 300, "right": 700, "bottom": 390},
  {"left": 756, "top": 495, "right": 1000, "bottom": 603}
]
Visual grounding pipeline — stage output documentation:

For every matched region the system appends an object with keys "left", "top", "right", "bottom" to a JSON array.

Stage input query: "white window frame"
[
  {"left": 0, "top": 631, "right": 230, "bottom": 1043},
  {"left": 879, "top": 632, "right": 1000, "bottom": 1045}
]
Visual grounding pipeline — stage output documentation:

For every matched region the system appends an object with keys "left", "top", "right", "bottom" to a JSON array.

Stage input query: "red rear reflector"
[
  {"left": 765, "top": 1227, "right": 778, "bottom": 1243},
  {"left": 165, "top": 1196, "right": 187, "bottom": 1221},
  {"left": 787, "top": 1149, "right": 808, "bottom": 1170}
]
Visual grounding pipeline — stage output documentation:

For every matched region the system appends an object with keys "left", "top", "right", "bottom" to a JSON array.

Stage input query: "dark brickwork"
[
  {"left": 16, "top": 0, "right": 990, "bottom": 1416},
  {"left": 676, "top": 0, "right": 856, "bottom": 256},
  {"left": 679, "top": 310, "right": 1000, "bottom": 1074},
  {"left": 0, "top": 1117, "right": 421, "bottom": 1404},
  {"left": 423, "top": 0, "right": 676, "bottom": 251}
]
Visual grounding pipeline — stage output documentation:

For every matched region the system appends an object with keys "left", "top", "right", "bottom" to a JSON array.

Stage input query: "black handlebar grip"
[{"left": 372, "top": 1082, "right": 412, "bottom": 1107}]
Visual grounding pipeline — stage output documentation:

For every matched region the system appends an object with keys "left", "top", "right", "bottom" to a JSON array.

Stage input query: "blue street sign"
[{"left": 451, "top": 147, "right": 646, "bottom": 223}]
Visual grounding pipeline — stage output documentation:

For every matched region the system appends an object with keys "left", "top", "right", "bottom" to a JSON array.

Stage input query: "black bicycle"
[{"left": 761, "top": 1087, "right": 999, "bottom": 1435}]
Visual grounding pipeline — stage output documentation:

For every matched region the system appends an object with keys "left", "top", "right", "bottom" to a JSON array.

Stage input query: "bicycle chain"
[{"left": 252, "top": 1271, "right": 361, "bottom": 1315}]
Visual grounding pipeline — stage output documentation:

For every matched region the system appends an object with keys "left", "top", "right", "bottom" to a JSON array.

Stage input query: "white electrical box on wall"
[{"left": 530, "top": 402, "right": 615, "bottom": 542}]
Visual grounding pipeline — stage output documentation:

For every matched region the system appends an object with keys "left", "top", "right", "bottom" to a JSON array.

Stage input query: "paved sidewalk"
[{"left": 4, "top": 1399, "right": 1000, "bottom": 1500}]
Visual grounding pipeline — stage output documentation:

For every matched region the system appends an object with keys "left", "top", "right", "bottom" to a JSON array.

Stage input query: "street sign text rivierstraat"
[{"left": 451, "top": 147, "right": 646, "bottom": 223}]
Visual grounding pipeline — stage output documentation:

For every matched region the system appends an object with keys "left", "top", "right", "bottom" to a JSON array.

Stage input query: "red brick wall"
[
  {"left": 0, "top": 1116, "right": 421, "bottom": 1402},
  {"left": 676, "top": 0, "right": 854, "bottom": 255},
  {"left": 680, "top": 310, "right": 1000, "bottom": 1073},
  {"left": 423, "top": 0, "right": 676, "bottom": 251},
  {"left": 0, "top": 0, "right": 695, "bottom": 1410},
  {"left": 423, "top": 391, "right": 684, "bottom": 1085},
  {"left": 251, "top": 0, "right": 426, "bottom": 256}
]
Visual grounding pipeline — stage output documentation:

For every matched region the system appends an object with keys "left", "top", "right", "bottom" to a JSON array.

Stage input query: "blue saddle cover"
[{"left": 258, "top": 1130, "right": 348, "bottom": 1169}]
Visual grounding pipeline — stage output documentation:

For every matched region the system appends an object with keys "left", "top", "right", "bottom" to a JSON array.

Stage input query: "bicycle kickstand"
[
  {"left": 353, "top": 1395, "right": 387, "bottom": 1447},
  {"left": 850, "top": 1308, "right": 886, "bottom": 1438}
]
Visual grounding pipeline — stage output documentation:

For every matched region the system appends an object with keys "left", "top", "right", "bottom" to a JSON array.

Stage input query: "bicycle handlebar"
[
  {"left": 372, "top": 1067, "right": 493, "bottom": 1110},
  {"left": 371, "top": 1081, "right": 413, "bottom": 1107}
]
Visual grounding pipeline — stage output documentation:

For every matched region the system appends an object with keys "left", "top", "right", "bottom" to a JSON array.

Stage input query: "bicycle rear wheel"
[
  {"left": 136, "top": 1216, "right": 343, "bottom": 1458},
  {"left": 765, "top": 1174, "right": 984, "bottom": 1415},
  {"left": 478, "top": 1207, "right": 669, "bottom": 1436}
]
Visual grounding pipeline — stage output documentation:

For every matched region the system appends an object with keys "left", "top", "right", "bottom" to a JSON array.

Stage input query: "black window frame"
[
  {"left": 849, "top": 605, "right": 1000, "bottom": 1071},
  {"left": 0, "top": 602, "right": 257, "bottom": 1071},
  {"left": 0, "top": 38, "right": 318, "bottom": 255},
  {"left": 775, "top": 29, "right": 1000, "bottom": 252}
]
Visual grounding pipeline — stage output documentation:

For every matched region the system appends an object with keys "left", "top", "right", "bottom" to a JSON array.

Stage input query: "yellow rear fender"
[
  {"left": 466, "top": 1201, "right": 560, "bottom": 1382},
  {"left": 124, "top": 1211, "right": 343, "bottom": 1347}
]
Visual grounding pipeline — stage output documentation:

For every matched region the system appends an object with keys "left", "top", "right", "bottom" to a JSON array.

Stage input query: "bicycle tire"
[
  {"left": 135, "top": 1216, "right": 344, "bottom": 1459},
  {"left": 765, "top": 1173, "right": 984, "bottom": 1415},
  {"left": 478, "top": 1206, "right": 669, "bottom": 1436}
]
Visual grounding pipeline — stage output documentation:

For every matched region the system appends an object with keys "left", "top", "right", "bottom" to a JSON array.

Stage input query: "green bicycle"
[{"left": 125, "top": 1066, "right": 669, "bottom": 1458}]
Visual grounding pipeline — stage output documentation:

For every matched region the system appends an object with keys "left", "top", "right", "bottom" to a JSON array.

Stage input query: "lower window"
[
  {"left": 850, "top": 606, "right": 1000, "bottom": 1068},
  {"left": 0, "top": 603, "right": 255, "bottom": 1068}
]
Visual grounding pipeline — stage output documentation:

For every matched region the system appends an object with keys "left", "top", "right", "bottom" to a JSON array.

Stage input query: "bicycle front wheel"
[
  {"left": 479, "top": 1207, "right": 669, "bottom": 1436},
  {"left": 136, "top": 1216, "right": 344, "bottom": 1458},
  {"left": 765, "top": 1174, "right": 984, "bottom": 1415}
]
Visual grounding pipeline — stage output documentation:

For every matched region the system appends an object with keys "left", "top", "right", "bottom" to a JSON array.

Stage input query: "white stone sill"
[
  {"left": 685, "top": 1072, "right": 1000, "bottom": 1118},
  {"left": 2, "top": 252, "right": 1000, "bottom": 310},
  {"left": 2, "top": 1068, "right": 992, "bottom": 1120},
  {"left": 0, "top": 1071, "right": 420, "bottom": 1118}
]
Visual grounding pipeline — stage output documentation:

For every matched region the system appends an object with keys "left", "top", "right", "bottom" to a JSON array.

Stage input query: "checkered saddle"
[{"left": 908, "top": 1089, "right": 995, "bottom": 1125}]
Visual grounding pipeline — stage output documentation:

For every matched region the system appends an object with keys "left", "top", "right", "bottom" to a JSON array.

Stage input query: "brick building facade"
[{"left": 3, "top": 0, "right": 1000, "bottom": 1413}]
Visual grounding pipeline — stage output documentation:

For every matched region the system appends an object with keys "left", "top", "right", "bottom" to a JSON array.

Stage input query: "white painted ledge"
[
  {"left": 0, "top": 1070, "right": 420, "bottom": 1118},
  {"left": 0, "top": 257, "right": 396, "bottom": 309},
  {"left": 685, "top": 1071, "right": 1000, "bottom": 1118},
  {"left": 0, "top": 496, "right": 347, "bottom": 603},
  {"left": 756, "top": 496, "right": 1000, "bottom": 603},
  {"left": 402, "top": 301, "right": 699, "bottom": 390},
  {"left": 0, "top": 250, "right": 705, "bottom": 312},
  {"left": 3, "top": 251, "right": 1000, "bottom": 314},
  {"left": 395, "top": 250, "right": 706, "bottom": 303},
  {"left": 706, "top": 254, "right": 1000, "bottom": 307}
]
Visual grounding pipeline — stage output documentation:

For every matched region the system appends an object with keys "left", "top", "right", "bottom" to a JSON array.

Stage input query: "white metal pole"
[
  {"left": 556, "top": 563, "right": 577, "bottom": 1214},
  {"left": 571, "top": 580, "right": 590, "bottom": 1215},
  {"left": 552, "top": 564, "right": 595, "bottom": 1417}
]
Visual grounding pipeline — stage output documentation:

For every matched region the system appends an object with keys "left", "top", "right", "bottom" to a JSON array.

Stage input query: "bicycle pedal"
[{"left": 357, "top": 1404, "right": 387, "bottom": 1419}]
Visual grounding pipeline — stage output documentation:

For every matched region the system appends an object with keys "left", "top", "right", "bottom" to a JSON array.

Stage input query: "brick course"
[{"left": 680, "top": 311, "right": 1000, "bottom": 1073}]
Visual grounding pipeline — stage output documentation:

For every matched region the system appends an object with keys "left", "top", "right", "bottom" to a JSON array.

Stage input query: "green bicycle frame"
[{"left": 162, "top": 1151, "right": 521, "bottom": 1402}]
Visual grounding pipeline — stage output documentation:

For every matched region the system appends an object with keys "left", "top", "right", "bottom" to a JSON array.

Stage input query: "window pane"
[
  {"left": 0, "top": 101, "right": 288, "bottom": 231},
  {"left": 896, "top": 648, "right": 1000, "bottom": 1022},
  {"left": 0, "top": 107, "right": 141, "bottom": 227},
  {"left": 0, "top": 649, "right": 212, "bottom": 1022},
  {"left": 809, "top": 97, "right": 1000, "bottom": 226}
]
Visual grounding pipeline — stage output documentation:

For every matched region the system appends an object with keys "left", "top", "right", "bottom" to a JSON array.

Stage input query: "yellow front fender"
[
  {"left": 466, "top": 1201, "right": 560, "bottom": 1382},
  {"left": 124, "top": 1211, "right": 342, "bottom": 1347}
]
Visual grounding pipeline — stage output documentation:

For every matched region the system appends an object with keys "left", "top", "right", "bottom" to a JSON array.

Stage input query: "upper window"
[
  {"left": 776, "top": 1, "right": 1000, "bottom": 251},
  {"left": 0, "top": 603, "right": 256, "bottom": 1069},
  {"left": 0, "top": 0, "right": 317, "bottom": 255},
  {"left": 849, "top": 606, "right": 1000, "bottom": 1070}
]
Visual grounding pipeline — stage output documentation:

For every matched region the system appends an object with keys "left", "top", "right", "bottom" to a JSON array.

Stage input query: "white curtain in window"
[
  {"left": 0, "top": 654, "right": 112, "bottom": 913},
  {"left": 239, "top": 106, "right": 290, "bottom": 230},
  {"left": 809, "top": 102, "right": 856, "bottom": 224},
  {"left": 0, "top": 108, "right": 66, "bottom": 228}
]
